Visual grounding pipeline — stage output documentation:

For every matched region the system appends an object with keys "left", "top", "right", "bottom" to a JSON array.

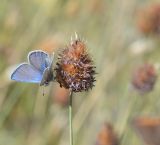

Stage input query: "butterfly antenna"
[{"left": 42, "top": 86, "right": 45, "bottom": 96}]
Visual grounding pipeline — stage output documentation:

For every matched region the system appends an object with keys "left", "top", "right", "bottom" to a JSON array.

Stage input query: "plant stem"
[{"left": 69, "top": 91, "right": 73, "bottom": 145}]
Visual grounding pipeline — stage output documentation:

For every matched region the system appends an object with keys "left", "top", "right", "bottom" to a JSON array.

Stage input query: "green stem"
[{"left": 69, "top": 91, "right": 73, "bottom": 145}]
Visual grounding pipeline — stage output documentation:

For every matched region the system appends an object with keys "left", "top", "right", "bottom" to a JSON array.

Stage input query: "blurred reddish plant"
[
  {"left": 87, "top": 0, "right": 105, "bottom": 14},
  {"left": 95, "top": 123, "right": 119, "bottom": 145},
  {"left": 136, "top": 4, "right": 160, "bottom": 36},
  {"left": 52, "top": 84, "right": 70, "bottom": 107},
  {"left": 65, "top": 0, "right": 80, "bottom": 17},
  {"left": 132, "top": 117, "right": 160, "bottom": 145},
  {"left": 131, "top": 63, "right": 157, "bottom": 94},
  {"left": 36, "top": 35, "right": 63, "bottom": 54}
]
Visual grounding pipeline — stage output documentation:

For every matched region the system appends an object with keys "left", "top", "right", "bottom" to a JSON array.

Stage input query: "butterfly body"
[
  {"left": 11, "top": 50, "right": 54, "bottom": 86},
  {"left": 40, "top": 67, "right": 54, "bottom": 86}
]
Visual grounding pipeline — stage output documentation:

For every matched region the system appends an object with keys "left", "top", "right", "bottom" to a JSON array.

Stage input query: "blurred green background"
[{"left": 0, "top": 0, "right": 160, "bottom": 145}]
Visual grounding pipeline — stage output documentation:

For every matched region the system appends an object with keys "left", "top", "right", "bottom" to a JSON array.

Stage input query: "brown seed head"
[
  {"left": 131, "top": 63, "right": 157, "bottom": 94},
  {"left": 55, "top": 37, "right": 96, "bottom": 92},
  {"left": 95, "top": 123, "right": 119, "bottom": 145}
]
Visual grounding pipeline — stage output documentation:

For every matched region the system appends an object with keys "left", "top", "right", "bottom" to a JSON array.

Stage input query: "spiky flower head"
[{"left": 55, "top": 35, "right": 96, "bottom": 92}]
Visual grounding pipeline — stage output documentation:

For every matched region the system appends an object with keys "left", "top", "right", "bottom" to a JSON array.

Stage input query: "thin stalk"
[{"left": 69, "top": 91, "right": 73, "bottom": 145}]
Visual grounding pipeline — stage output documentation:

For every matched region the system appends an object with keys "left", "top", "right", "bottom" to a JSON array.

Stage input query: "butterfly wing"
[
  {"left": 11, "top": 63, "right": 43, "bottom": 83},
  {"left": 40, "top": 67, "right": 53, "bottom": 86},
  {"left": 46, "top": 52, "right": 54, "bottom": 70},
  {"left": 39, "top": 52, "right": 54, "bottom": 86},
  {"left": 28, "top": 50, "right": 49, "bottom": 72}
]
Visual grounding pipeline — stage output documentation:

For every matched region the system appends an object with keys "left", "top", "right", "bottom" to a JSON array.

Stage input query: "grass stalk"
[{"left": 69, "top": 91, "right": 73, "bottom": 145}]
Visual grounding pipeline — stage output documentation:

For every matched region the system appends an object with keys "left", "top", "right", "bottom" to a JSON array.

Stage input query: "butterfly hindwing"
[
  {"left": 11, "top": 63, "right": 43, "bottom": 83},
  {"left": 28, "top": 50, "right": 49, "bottom": 72},
  {"left": 40, "top": 67, "right": 54, "bottom": 86}
]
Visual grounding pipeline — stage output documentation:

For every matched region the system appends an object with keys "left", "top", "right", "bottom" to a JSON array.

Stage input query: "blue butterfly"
[{"left": 11, "top": 50, "right": 54, "bottom": 86}]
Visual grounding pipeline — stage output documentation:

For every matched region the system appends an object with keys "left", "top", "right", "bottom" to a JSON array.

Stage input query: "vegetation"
[{"left": 0, "top": 0, "right": 160, "bottom": 145}]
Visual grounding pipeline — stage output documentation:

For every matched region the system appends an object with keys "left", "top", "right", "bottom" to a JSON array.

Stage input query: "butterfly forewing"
[
  {"left": 28, "top": 50, "right": 49, "bottom": 72},
  {"left": 11, "top": 63, "right": 42, "bottom": 83}
]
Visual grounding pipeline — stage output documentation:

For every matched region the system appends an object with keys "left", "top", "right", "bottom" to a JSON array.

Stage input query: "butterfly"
[{"left": 11, "top": 50, "right": 54, "bottom": 86}]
